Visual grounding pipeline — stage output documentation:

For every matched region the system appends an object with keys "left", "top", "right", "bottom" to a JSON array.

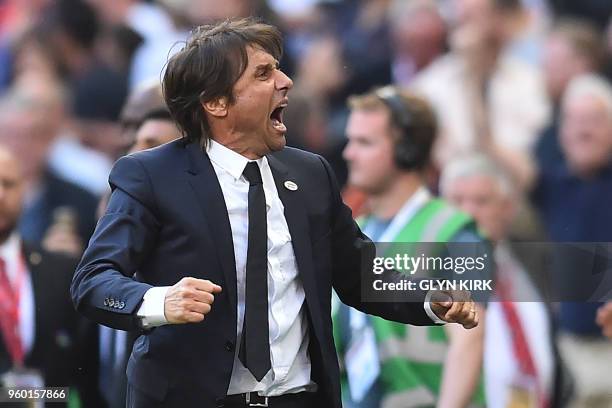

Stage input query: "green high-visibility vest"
[{"left": 333, "top": 198, "right": 486, "bottom": 408}]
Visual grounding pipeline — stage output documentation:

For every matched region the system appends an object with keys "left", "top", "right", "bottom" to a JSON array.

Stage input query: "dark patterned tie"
[{"left": 239, "top": 162, "right": 271, "bottom": 381}]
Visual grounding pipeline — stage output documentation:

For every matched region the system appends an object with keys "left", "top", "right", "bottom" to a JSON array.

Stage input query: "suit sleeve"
[
  {"left": 71, "top": 155, "right": 160, "bottom": 331},
  {"left": 318, "top": 156, "right": 435, "bottom": 326}
]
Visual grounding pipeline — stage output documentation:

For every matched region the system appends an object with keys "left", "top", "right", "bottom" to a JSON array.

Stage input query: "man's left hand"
[{"left": 430, "top": 290, "right": 479, "bottom": 329}]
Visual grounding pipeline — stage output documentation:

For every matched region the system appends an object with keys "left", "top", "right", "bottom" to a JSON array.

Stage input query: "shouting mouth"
[{"left": 270, "top": 99, "right": 288, "bottom": 133}]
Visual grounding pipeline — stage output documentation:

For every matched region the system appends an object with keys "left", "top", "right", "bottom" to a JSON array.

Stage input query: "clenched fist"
[
  {"left": 430, "top": 290, "right": 479, "bottom": 329},
  {"left": 164, "top": 277, "right": 222, "bottom": 324}
]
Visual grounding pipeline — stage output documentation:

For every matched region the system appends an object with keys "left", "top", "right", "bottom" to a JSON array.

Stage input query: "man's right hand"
[{"left": 164, "top": 277, "right": 222, "bottom": 324}]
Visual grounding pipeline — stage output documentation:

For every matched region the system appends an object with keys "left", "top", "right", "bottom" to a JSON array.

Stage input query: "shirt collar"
[
  {"left": 406, "top": 186, "right": 431, "bottom": 208},
  {"left": 206, "top": 139, "right": 266, "bottom": 181},
  {"left": 0, "top": 232, "right": 21, "bottom": 262}
]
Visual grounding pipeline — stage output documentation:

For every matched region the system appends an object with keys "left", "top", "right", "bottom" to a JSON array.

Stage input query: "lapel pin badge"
[
  {"left": 29, "top": 252, "right": 42, "bottom": 265},
  {"left": 284, "top": 180, "right": 298, "bottom": 191}
]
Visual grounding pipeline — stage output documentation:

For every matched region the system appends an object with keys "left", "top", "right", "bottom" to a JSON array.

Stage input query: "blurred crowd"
[{"left": 1, "top": 0, "right": 612, "bottom": 407}]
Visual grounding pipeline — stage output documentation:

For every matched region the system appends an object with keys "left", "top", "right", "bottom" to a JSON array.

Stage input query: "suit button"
[{"left": 224, "top": 341, "right": 234, "bottom": 352}]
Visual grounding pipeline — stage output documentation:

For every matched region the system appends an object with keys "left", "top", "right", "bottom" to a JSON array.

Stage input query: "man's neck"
[
  {"left": 568, "top": 159, "right": 612, "bottom": 180},
  {"left": 210, "top": 132, "right": 264, "bottom": 160},
  {"left": 368, "top": 173, "right": 424, "bottom": 220}
]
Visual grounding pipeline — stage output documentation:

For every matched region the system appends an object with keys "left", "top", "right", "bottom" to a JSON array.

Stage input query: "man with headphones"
[{"left": 333, "top": 86, "right": 487, "bottom": 407}]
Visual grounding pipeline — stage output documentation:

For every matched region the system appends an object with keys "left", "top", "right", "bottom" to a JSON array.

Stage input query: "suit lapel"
[
  {"left": 21, "top": 245, "right": 44, "bottom": 363},
  {"left": 185, "top": 143, "right": 237, "bottom": 323},
  {"left": 267, "top": 155, "right": 325, "bottom": 338}
]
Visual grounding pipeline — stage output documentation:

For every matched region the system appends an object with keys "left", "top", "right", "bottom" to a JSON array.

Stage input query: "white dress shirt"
[
  {"left": 0, "top": 233, "right": 35, "bottom": 357},
  {"left": 136, "top": 141, "right": 441, "bottom": 394}
]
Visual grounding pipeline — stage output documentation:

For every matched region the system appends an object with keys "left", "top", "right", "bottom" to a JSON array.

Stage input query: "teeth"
[
  {"left": 271, "top": 118, "right": 286, "bottom": 132},
  {"left": 270, "top": 102, "right": 287, "bottom": 132}
]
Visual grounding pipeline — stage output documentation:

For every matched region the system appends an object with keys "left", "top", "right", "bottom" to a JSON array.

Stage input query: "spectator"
[
  {"left": 119, "top": 80, "right": 167, "bottom": 149},
  {"left": 332, "top": 0, "right": 393, "bottom": 97},
  {"left": 0, "top": 144, "right": 99, "bottom": 407},
  {"left": 0, "top": 0, "right": 54, "bottom": 89},
  {"left": 441, "top": 154, "right": 567, "bottom": 408},
  {"left": 10, "top": 26, "right": 66, "bottom": 85},
  {"left": 42, "top": 0, "right": 102, "bottom": 79},
  {"left": 0, "top": 81, "right": 98, "bottom": 254},
  {"left": 532, "top": 73, "right": 612, "bottom": 407},
  {"left": 70, "top": 63, "right": 128, "bottom": 161},
  {"left": 129, "top": 109, "right": 181, "bottom": 154},
  {"left": 413, "top": 0, "right": 549, "bottom": 188},
  {"left": 389, "top": 0, "right": 448, "bottom": 87},
  {"left": 335, "top": 86, "right": 486, "bottom": 408},
  {"left": 39, "top": 0, "right": 129, "bottom": 195},
  {"left": 536, "top": 19, "right": 603, "bottom": 173}
]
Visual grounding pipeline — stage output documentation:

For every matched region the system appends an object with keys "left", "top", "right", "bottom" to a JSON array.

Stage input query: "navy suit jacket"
[{"left": 71, "top": 139, "right": 434, "bottom": 407}]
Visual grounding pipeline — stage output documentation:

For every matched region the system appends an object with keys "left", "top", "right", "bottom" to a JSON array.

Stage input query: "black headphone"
[{"left": 374, "top": 86, "right": 431, "bottom": 170}]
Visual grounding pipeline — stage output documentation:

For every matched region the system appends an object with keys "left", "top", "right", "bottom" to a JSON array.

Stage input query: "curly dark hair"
[{"left": 162, "top": 17, "right": 283, "bottom": 146}]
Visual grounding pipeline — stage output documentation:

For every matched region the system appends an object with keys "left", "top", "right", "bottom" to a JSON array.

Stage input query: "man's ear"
[{"left": 202, "top": 97, "right": 229, "bottom": 118}]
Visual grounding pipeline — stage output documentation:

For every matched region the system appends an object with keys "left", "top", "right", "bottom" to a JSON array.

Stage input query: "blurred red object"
[{"left": 341, "top": 185, "right": 368, "bottom": 218}]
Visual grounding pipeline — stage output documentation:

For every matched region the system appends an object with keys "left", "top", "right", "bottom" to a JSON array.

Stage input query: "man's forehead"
[
  {"left": 0, "top": 150, "right": 20, "bottom": 178},
  {"left": 349, "top": 108, "right": 392, "bottom": 128},
  {"left": 246, "top": 45, "right": 278, "bottom": 65}
]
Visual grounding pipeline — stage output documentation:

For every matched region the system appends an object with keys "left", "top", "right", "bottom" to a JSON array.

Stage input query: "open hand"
[
  {"left": 164, "top": 277, "right": 222, "bottom": 324},
  {"left": 430, "top": 290, "right": 479, "bottom": 329}
]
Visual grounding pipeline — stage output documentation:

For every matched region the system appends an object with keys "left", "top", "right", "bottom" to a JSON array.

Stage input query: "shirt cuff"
[
  {"left": 137, "top": 286, "right": 171, "bottom": 328},
  {"left": 424, "top": 290, "right": 446, "bottom": 325}
]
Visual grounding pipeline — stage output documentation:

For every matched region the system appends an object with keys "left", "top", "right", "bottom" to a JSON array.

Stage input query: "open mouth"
[{"left": 270, "top": 102, "right": 287, "bottom": 133}]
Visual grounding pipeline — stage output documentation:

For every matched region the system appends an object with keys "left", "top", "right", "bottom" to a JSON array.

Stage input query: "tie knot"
[{"left": 243, "top": 162, "right": 263, "bottom": 185}]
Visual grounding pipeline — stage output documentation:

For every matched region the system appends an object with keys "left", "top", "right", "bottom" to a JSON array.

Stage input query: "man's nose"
[
  {"left": 276, "top": 70, "right": 294, "bottom": 91},
  {"left": 342, "top": 142, "right": 354, "bottom": 162}
]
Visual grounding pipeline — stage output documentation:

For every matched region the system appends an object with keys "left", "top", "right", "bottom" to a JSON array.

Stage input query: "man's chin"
[
  {"left": 268, "top": 133, "right": 286, "bottom": 152},
  {"left": 348, "top": 179, "right": 378, "bottom": 195}
]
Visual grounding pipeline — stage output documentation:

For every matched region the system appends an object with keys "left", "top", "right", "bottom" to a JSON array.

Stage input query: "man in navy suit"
[{"left": 71, "top": 18, "right": 479, "bottom": 408}]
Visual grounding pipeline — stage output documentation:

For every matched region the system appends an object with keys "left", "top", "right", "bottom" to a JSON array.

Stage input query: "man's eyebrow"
[{"left": 255, "top": 60, "right": 280, "bottom": 71}]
